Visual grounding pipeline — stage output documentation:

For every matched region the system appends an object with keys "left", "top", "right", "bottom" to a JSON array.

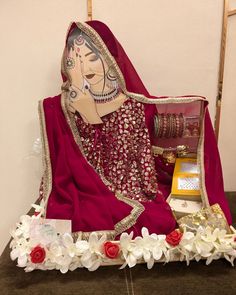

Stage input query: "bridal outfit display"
[{"left": 38, "top": 20, "right": 232, "bottom": 241}]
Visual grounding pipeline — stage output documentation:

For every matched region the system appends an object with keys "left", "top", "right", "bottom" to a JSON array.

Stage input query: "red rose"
[
  {"left": 166, "top": 230, "right": 183, "bottom": 246},
  {"left": 104, "top": 242, "right": 120, "bottom": 259},
  {"left": 234, "top": 237, "right": 236, "bottom": 242},
  {"left": 30, "top": 245, "right": 46, "bottom": 263}
]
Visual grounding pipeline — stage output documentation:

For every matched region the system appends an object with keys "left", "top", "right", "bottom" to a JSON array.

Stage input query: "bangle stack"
[{"left": 154, "top": 113, "right": 185, "bottom": 138}]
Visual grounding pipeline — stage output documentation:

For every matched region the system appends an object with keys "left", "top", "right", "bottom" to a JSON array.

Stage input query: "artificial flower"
[
  {"left": 30, "top": 245, "right": 46, "bottom": 263},
  {"left": 9, "top": 207, "right": 236, "bottom": 272},
  {"left": 166, "top": 230, "right": 183, "bottom": 247},
  {"left": 104, "top": 241, "right": 120, "bottom": 259},
  {"left": 119, "top": 231, "right": 141, "bottom": 268},
  {"left": 80, "top": 232, "right": 106, "bottom": 271}
]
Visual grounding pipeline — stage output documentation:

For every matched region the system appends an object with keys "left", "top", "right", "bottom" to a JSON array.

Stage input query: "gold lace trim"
[
  {"left": 72, "top": 230, "right": 116, "bottom": 242},
  {"left": 38, "top": 101, "right": 52, "bottom": 211},
  {"left": 196, "top": 105, "right": 210, "bottom": 207},
  {"left": 177, "top": 203, "right": 230, "bottom": 233}
]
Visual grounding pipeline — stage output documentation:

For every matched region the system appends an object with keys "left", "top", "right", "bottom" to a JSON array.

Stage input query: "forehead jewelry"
[{"left": 75, "top": 34, "right": 84, "bottom": 46}]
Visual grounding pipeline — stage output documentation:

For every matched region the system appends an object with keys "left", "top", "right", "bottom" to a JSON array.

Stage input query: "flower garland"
[{"left": 9, "top": 203, "right": 236, "bottom": 273}]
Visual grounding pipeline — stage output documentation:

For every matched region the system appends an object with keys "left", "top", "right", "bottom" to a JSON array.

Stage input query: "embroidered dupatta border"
[{"left": 38, "top": 100, "right": 52, "bottom": 210}]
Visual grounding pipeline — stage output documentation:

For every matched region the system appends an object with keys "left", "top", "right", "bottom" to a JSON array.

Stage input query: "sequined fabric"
[
  {"left": 177, "top": 203, "right": 231, "bottom": 233},
  {"left": 74, "top": 97, "right": 158, "bottom": 202}
]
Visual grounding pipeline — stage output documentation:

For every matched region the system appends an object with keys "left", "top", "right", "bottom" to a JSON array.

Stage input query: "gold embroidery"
[
  {"left": 177, "top": 203, "right": 230, "bottom": 233},
  {"left": 196, "top": 105, "right": 210, "bottom": 207},
  {"left": 38, "top": 101, "right": 52, "bottom": 212},
  {"left": 74, "top": 97, "right": 158, "bottom": 202},
  {"left": 72, "top": 230, "right": 116, "bottom": 242}
]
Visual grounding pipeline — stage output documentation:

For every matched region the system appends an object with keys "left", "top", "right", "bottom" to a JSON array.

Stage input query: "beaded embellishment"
[{"left": 75, "top": 97, "right": 158, "bottom": 202}]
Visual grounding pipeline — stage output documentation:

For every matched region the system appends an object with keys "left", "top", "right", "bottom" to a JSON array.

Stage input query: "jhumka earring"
[{"left": 106, "top": 68, "right": 118, "bottom": 89}]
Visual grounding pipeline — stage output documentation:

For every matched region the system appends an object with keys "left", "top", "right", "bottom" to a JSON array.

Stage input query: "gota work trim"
[
  {"left": 197, "top": 106, "right": 210, "bottom": 207},
  {"left": 72, "top": 230, "right": 116, "bottom": 242},
  {"left": 38, "top": 100, "right": 52, "bottom": 213}
]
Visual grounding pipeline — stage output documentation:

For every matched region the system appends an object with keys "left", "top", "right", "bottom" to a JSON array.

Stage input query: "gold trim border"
[{"left": 38, "top": 101, "right": 52, "bottom": 211}]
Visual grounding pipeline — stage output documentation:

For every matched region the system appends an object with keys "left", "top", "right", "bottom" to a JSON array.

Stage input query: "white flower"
[
  {"left": 10, "top": 237, "right": 31, "bottom": 267},
  {"left": 134, "top": 228, "right": 162, "bottom": 269},
  {"left": 224, "top": 249, "right": 236, "bottom": 266},
  {"left": 201, "top": 227, "right": 227, "bottom": 249},
  {"left": 205, "top": 251, "right": 221, "bottom": 265},
  {"left": 24, "top": 264, "right": 37, "bottom": 272},
  {"left": 205, "top": 240, "right": 232, "bottom": 266},
  {"left": 178, "top": 231, "right": 195, "bottom": 265},
  {"left": 204, "top": 229, "right": 236, "bottom": 266},
  {"left": 56, "top": 252, "right": 73, "bottom": 274},
  {"left": 62, "top": 233, "right": 77, "bottom": 258},
  {"left": 135, "top": 228, "right": 155, "bottom": 258},
  {"left": 75, "top": 240, "right": 90, "bottom": 255},
  {"left": 152, "top": 234, "right": 169, "bottom": 262},
  {"left": 14, "top": 215, "right": 31, "bottom": 239},
  {"left": 119, "top": 231, "right": 141, "bottom": 268},
  {"left": 31, "top": 200, "right": 45, "bottom": 219},
  {"left": 69, "top": 256, "right": 83, "bottom": 271},
  {"left": 47, "top": 239, "right": 72, "bottom": 274},
  {"left": 179, "top": 231, "right": 195, "bottom": 252},
  {"left": 192, "top": 228, "right": 214, "bottom": 258},
  {"left": 45, "top": 260, "right": 58, "bottom": 270},
  {"left": 48, "top": 240, "right": 63, "bottom": 260},
  {"left": 80, "top": 232, "right": 106, "bottom": 271}
]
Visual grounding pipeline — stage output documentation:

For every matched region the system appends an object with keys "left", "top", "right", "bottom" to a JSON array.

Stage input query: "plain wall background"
[
  {"left": 0, "top": 0, "right": 87, "bottom": 256},
  {"left": 0, "top": 0, "right": 235, "bottom": 255},
  {"left": 218, "top": 0, "right": 236, "bottom": 191}
]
